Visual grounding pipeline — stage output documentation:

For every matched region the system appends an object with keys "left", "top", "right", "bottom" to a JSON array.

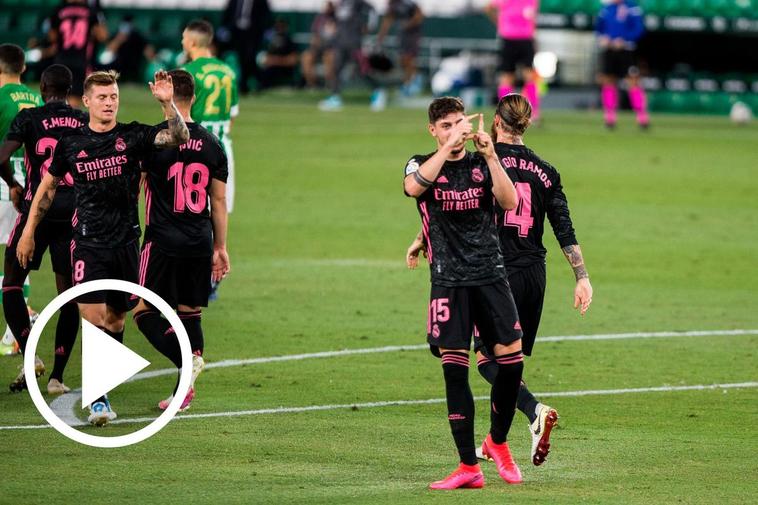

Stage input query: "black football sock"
[
  {"left": 517, "top": 380, "right": 540, "bottom": 424},
  {"left": 178, "top": 310, "right": 203, "bottom": 356},
  {"left": 49, "top": 302, "right": 79, "bottom": 383},
  {"left": 441, "top": 351, "right": 477, "bottom": 466},
  {"left": 2, "top": 287, "right": 30, "bottom": 354},
  {"left": 489, "top": 351, "right": 524, "bottom": 444},
  {"left": 476, "top": 353, "right": 499, "bottom": 385},
  {"left": 134, "top": 310, "right": 181, "bottom": 368}
]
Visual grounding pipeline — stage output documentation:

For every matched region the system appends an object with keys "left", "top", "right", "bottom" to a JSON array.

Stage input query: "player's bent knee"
[{"left": 493, "top": 339, "right": 522, "bottom": 356}]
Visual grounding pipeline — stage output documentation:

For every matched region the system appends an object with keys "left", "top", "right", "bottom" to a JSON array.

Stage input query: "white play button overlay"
[
  {"left": 80, "top": 320, "right": 151, "bottom": 408},
  {"left": 23, "top": 279, "right": 192, "bottom": 448}
]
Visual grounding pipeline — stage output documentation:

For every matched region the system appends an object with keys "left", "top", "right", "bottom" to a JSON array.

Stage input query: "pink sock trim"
[
  {"left": 629, "top": 86, "right": 650, "bottom": 125},
  {"left": 523, "top": 81, "right": 540, "bottom": 120},
  {"left": 601, "top": 84, "right": 618, "bottom": 124}
]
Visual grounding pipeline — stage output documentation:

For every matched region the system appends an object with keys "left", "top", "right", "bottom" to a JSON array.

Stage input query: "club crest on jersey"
[
  {"left": 115, "top": 137, "right": 126, "bottom": 152},
  {"left": 471, "top": 167, "right": 484, "bottom": 183},
  {"left": 432, "top": 324, "right": 440, "bottom": 338}
]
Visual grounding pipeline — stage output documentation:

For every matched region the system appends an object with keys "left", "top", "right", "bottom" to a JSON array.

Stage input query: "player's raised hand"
[
  {"left": 149, "top": 70, "right": 174, "bottom": 104},
  {"left": 444, "top": 114, "right": 476, "bottom": 150},
  {"left": 212, "top": 246, "right": 231, "bottom": 283},
  {"left": 473, "top": 113, "right": 495, "bottom": 158},
  {"left": 574, "top": 277, "right": 593, "bottom": 316},
  {"left": 16, "top": 231, "right": 35, "bottom": 270},
  {"left": 406, "top": 234, "right": 427, "bottom": 269}
]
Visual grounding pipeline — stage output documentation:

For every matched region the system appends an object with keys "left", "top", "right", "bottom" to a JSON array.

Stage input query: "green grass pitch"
[{"left": 0, "top": 88, "right": 756, "bottom": 504}]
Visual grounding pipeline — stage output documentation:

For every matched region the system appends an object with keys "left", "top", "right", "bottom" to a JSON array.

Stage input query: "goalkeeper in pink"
[{"left": 485, "top": 0, "right": 541, "bottom": 122}]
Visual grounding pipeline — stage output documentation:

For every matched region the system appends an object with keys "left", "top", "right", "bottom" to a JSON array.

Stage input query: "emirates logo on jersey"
[
  {"left": 115, "top": 137, "right": 126, "bottom": 152},
  {"left": 471, "top": 167, "right": 484, "bottom": 183}
]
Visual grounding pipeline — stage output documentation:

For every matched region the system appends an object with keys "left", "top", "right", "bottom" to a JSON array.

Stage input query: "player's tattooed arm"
[
  {"left": 16, "top": 173, "right": 60, "bottom": 269},
  {"left": 154, "top": 100, "right": 190, "bottom": 148},
  {"left": 562, "top": 244, "right": 589, "bottom": 280},
  {"left": 561, "top": 244, "right": 593, "bottom": 315},
  {"left": 150, "top": 70, "right": 190, "bottom": 148}
]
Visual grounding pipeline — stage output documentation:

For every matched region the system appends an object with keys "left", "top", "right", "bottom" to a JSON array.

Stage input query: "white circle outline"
[{"left": 23, "top": 279, "right": 192, "bottom": 448}]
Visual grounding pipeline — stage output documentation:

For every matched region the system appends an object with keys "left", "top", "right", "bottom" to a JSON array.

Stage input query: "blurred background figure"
[
  {"left": 596, "top": 0, "right": 649, "bottom": 129},
  {"left": 98, "top": 15, "right": 156, "bottom": 82},
  {"left": 259, "top": 18, "right": 299, "bottom": 89},
  {"left": 301, "top": 1, "right": 337, "bottom": 90},
  {"left": 485, "top": 0, "right": 541, "bottom": 121},
  {"left": 318, "top": 0, "right": 380, "bottom": 111},
  {"left": 47, "top": 0, "right": 108, "bottom": 107},
  {"left": 376, "top": 0, "right": 424, "bottom": 97},
  {"left": 222, "top": 0, "right": 272, "bottom": 94}
]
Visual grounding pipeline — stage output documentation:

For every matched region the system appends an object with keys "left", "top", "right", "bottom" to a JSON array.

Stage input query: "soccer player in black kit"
[
  {"left": 0, "top": 65, "right": 86, "bottom": 395},
  {"left": 404, "top": 97, "right": 526, "bottom": 490},
  {"left": 17, "top": 69, "right": 189, "bottom": 426},
  {"left": 47, "top": 0, "right": 108, "bottom": 106},
  {"left": 133, "top": 69, "right": 230, "bottom": 412},
  {"left": 408, "top": 94, "right": 593, "bottom": 467}
]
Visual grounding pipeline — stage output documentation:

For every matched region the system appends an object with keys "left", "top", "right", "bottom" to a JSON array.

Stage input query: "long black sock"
[
  {"left": 49, "top": 302, "right": 79, "bottom": 382},
  {"left": 476, "top": 353, "right": 498, "bottom": 385},
  {"left": 2, "top": 287, "right": 30, "bottom": 353},
  {"left": 134, "top": 310, "right": 181, "bottom": 367},
  {"left": 489, "top": 351, "right": 524, "bottom": 444},
  {"left": 517, "top": 380, "right": 540, "bottom": 424},
  {"left": 178, "top": 310, "right": 203, "bottom": 356},
  {"left": 441, "top": 351, "right": 476, "bottom": 466}
]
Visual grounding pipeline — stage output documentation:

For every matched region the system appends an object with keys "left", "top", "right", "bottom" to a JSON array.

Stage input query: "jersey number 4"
[
  {"left": 504, "top": 182, "right": 534, "bottom": 237},
  {"left": 168, "top": 162, "right": 210, "bottom": 214}
]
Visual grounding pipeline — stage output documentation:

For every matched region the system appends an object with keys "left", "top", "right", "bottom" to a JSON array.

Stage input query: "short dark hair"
[
  {"left": 0, "top": 44, "right": 25, "bottom": 75},
  {"left": 185, "top": 19, "right": 214, "bottom": 47},
  {"left": 84, "top": 70, "right": 119, "bottom": 94},
  {"left": 41, "top": 64, "right": 73, "bottom": 97},
  {"left": 428, "top": 96, "right": 464, "bottom": 124},
  {"left": 168, "top": 69, "right": 194, "bottom": 103}
]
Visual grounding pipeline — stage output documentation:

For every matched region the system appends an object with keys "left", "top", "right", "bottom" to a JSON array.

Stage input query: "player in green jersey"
[
  {"left": 0, "top": 44, "right": 43, "bottom": 356},
  {"left": 182, "top": 20, "right": 239, "bottom": 214}
]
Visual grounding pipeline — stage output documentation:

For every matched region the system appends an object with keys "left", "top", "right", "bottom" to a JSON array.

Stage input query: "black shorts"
[
  {"left": 138, "top": 241, "right": 212, "bottom": 309},
  {"left": 498, "top": 38, "right": 536, "bottom": 73},
  {"left": 5, "top": 212, "right": 72, "bottom": 275},
  {"left": 427, "top": 280, "right": 522, "bottom": 356},
  {"left": 70, "top": 240, "right": 139, "bottom": 312},
  {"left": 600, "top": 49, "right": 636, "bottom": 78},
  {"left": 475, "top": 262, "right": 546, "bottom": 357}
]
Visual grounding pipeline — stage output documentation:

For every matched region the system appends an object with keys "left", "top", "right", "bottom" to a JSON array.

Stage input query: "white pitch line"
[
  {"left": 3, "top": 381, "right": 756, "bottom": 431},
  {"left": 46, "top": 327, "right": 758, "bottom": 425},
  {"left": 110, "top": 328, "right": 758, "bottom": 383}
]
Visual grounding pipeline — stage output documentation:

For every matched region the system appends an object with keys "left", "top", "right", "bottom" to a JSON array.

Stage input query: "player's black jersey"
[
  {"left": 50, "top": 1, "right": 104, "bottom": 66},
  {"left": 5, "top": 101, "right": 87, "bottom": 221},
  {"left": 49, "top": 121, "right": 159, "bottom": 248},
  {"left": 494, "top": 143, "right": 577, "bottom": 272},
  {"left": 404, "top": 151, "right": 505, "bottom": 287},
  {"left": 142, "top": 122, "right": 228, "bottom": 257}
]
